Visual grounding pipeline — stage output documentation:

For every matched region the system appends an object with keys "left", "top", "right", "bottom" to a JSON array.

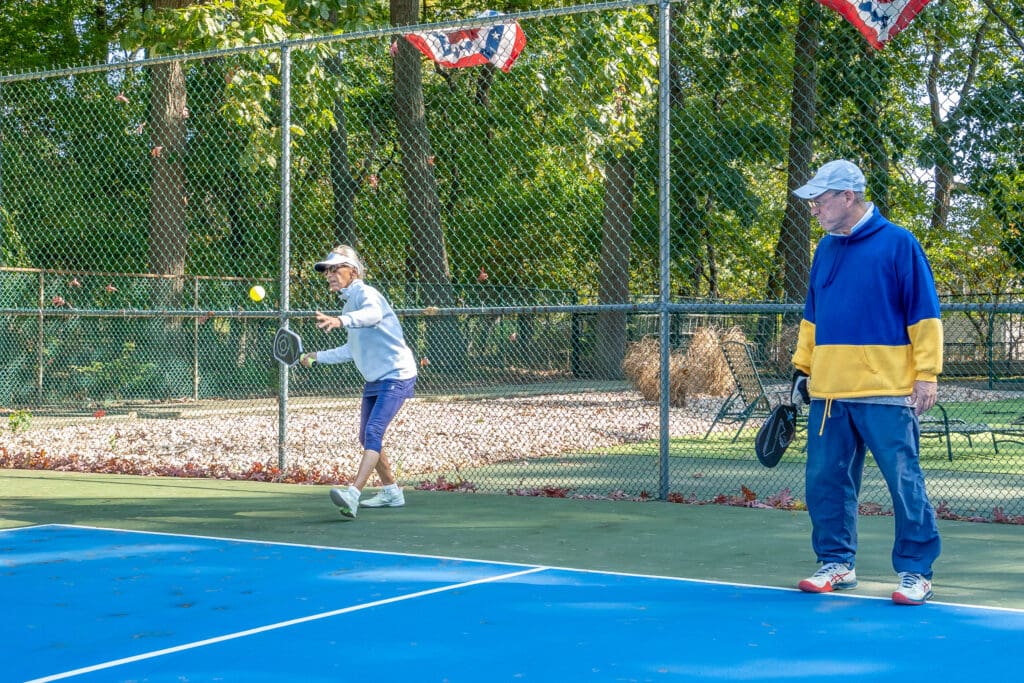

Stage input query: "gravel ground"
[
  {"left": 2, "top": 383, "right": 1021, "bottom": 485},
  {"left": 0, "top": 390, "right": 717, "bottom": 483}
]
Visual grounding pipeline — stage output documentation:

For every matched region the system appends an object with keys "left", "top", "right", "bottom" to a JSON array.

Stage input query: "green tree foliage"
[
  {"left": 664, "top": 0, "right": 789, "bottom": 300},
  {"left": 0, "top": 69, "right": 152, "bottom": 272},
  {"left": 807, "top": 0, "right": 1022, "bottom": 300},
  {"left": 0, "top": 0, "right": 1022, "bottom": 307},
  {"left": 0, "top": 0, "right": 134, "bottom": 73}
]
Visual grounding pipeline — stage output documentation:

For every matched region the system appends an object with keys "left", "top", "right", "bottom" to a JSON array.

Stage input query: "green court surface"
[{"left": 2, "top": 468, "right": 1022, "bottom": 610}]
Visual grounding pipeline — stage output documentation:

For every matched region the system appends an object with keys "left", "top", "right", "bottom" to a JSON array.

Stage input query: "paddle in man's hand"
[{"left": 755, "top": 403, "right": 798, "bottom": 468}]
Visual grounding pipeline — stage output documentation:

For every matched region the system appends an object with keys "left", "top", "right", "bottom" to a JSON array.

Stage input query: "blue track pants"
[{"left": 805, "top": 400, "right": 940, "bottom": 577}]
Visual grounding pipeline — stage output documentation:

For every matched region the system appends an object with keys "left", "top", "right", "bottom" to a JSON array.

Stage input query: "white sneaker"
[
  {"left": 798, "top": 562, "right": 858, "bottom": 593},
  {"left": 360, "top": 488, "right": 405, "bottom": 508},
  {"left": 892, "top": 572, "right": 933, "bottom": 605},
  {"left": 329, "top": 487, "right": 359, "bottom": 519}
]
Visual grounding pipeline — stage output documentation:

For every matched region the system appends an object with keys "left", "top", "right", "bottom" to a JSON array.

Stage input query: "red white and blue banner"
[
  {"left": 404, "top": 10, "right": 527, "bottom": 73},
  {"left": 817, "top": 0, "right": 934, "bottom": 49}
]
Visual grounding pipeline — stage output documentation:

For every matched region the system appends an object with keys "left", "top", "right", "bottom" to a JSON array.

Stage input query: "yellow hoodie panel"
[
  {"left": 907, "top": 317, "right": 943, "bottom": 381},
  {"left": 791, "top": 318, "right": 944, "bottom": 399},
  {"left": 792, "top": 319, "right": 815, "bottom": 375},
  {"left": 807, "top": 344, "right": 917, "bottom": 398}
]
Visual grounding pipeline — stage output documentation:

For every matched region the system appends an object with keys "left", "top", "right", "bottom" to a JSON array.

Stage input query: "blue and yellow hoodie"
[{"left": 791, "top": 207, "right": 943, "bottom": 399}]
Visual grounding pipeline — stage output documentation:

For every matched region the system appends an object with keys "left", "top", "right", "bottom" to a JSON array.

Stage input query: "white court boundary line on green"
[{"left": 7, "top": 523, "right": 1024, "bottom": 615}]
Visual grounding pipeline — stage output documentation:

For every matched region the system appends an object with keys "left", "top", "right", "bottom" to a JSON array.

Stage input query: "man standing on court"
[
  {"left": 790, "top": 159, "right": 943, "bottom": 605},
  {"left": 299, "top": 245, "right": 418, "bottom": 519}
]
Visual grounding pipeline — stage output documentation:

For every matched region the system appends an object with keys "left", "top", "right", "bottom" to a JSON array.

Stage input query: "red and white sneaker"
[
  {"left": 798, "top": 562, "right": 858, "bottom": 593},
  {"left": 892, "top": 572, "right": 933, "bottom": 605}
]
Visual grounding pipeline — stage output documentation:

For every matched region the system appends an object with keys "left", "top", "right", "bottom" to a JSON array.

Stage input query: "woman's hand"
[{"left": 314, "top": 310, "right": 342, "bottom": 332}]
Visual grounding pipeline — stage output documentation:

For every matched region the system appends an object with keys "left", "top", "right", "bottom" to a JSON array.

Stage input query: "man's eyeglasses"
[{"left": 807, "top": 190, "right": 842, "bottom": 209}]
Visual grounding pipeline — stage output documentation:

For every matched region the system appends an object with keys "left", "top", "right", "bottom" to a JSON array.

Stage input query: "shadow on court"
[{"left": 2, "top": 468, "right": 1023, "bottom": 609}]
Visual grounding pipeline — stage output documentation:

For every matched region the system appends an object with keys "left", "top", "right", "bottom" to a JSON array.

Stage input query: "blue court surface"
[{"left": 3, "top": 525, "right": 1023, "bottom": 682}]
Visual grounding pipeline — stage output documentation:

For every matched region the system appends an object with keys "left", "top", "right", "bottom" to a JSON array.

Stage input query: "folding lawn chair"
[{"left": 705, "top": 340, "right": 782, "bottom": 442}]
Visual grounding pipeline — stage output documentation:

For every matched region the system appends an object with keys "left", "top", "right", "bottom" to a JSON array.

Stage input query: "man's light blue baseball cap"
[{"left": 793, "top": 160, "right": 866, "bottom": 199}]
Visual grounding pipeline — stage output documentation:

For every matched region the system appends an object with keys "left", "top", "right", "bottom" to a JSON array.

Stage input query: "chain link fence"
[{"left": 2, "top": 1, "right": 1023, "bottom": 519}]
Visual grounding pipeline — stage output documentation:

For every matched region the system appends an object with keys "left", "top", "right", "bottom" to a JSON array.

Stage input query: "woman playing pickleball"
[{"left": 299, "top": 245, "right": 417, "bottom": 519}]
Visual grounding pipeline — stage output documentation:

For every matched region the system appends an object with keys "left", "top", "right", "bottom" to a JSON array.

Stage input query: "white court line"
[
  {"left": 25, "top": 564, "right": 549, "bottom": 683},
  {"left": 25, "top": 523, "right": 542, "bottom": 569},
  {"left": 15, "top": 524, "right": 1024, "bottom": 614}
]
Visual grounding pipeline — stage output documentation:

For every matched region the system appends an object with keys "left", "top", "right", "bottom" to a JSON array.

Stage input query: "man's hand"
[
  {"left": 314, "top": 310, "right": 342, "bottom": 332},
  {"left": 791, "top": 370, "right": 810, "bottom": 406},
  {"left": 910, "top": 380, "right": 938, "bottom": 416},
  {"left": 299, "top": 352, "right": 317, "bottom": 368}
]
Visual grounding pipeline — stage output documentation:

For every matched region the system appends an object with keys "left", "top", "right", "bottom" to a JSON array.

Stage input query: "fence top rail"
[
  {"left": 0, "top": 0, "right": 669, "bottom": 84},
  {"left": 0, "top": 304, "right": 654, "bottom": 318},
  {"left": 4, "top": 302, "right": 1022, "bottom": 317},
  {"left": 0, "top": 266, "right": 268, "bottom": 283}
]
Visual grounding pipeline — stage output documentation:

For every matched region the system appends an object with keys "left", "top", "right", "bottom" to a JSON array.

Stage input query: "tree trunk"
[
  {"left": 224, "top": 164, "right": 248, "bottom": 277},
  {"left": 702, "top": 200, "right": 719, "bottom": 298},
  {"left": 777, "top": 0, "right": 818, "bottom": 305},
  {"left": 760, "top": 0, "right": 818, "bottom": 365},
  {"left": 928, "top": 18, "right": 987, "bottom": 233},
  {"left": 930, "top": 136, "right": 954, "bottom": 234},
  {"left": 391, "top": 0, "right": 465, "bottom": 371},
  {"left": 329, "top": 76, "right": 359, "bottom": 247},
  {"left": 593, "top": 153, "right": 636, "bottom": 379},
  {"left": 146, "top": 1, "right": 192, "bottom": 395},
  {"left": 326, "top": 46, "right": 359, "bottom": 247},
  {"left": 859, "top": 49, "right": 890, "bottom": 216},
  {"left": 147, "top": 52, "right": 188, "bottom": 306}
]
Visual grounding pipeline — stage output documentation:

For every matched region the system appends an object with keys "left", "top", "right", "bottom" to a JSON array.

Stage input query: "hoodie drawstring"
[{"left": 818, "top": 398, "right": 833, "bottom": 436}]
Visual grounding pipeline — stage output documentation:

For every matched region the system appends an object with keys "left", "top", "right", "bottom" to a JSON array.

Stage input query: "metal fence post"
[
  {"left": 278, "top": 43, "right": 292, "bottom": 471},
  {"left": 988, "top": 306, "right": 995, "bottom": 389},
  {"left": 657, "top": 0, "right": 672, "bottom": 501},
  {"left": 0, "top": 82, "right": 4, "bottom": 268},
  {"left": 192, "top": 276, "right": 200, "bottom": 401},
  {"left": 36, "top": 271, "right": 44, "bottom": 401}
]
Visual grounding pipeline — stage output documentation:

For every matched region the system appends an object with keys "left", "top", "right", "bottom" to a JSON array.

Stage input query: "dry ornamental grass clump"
[
  {"left": 622, "top": 337, "right": 658, "bottom": 388},
  {"left": 623, "top": 338, "right": 688, "bottom": 406},
  {"left": 623, "top": 326, "right": 748, "bottom": 405},
  {"left": 684, "top": 326, "right": 747, "bottom": 396}
]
